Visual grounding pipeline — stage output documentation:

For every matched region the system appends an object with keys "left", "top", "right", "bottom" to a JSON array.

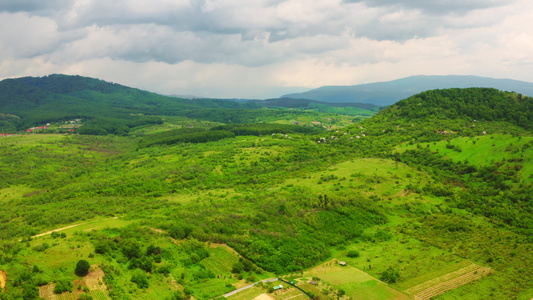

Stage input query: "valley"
[{"left": 0, "top": 76, "right": 532, "bottom": 300}]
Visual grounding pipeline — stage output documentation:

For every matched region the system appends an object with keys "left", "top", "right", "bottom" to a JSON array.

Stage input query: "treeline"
[
  {"left": 211, "top": 123, "right": 320, "bottom": 136},
  {"left": 139, "top": 128, "right": 235, "bottom": 148},
  {"left": 139, "top": 123, "right": 321, "bottom": 148},
  {"left": 180, "top": 108, "right": 312, "bottom": 124},
  {"left": 77, "top": 116, "right": 164, "bottom": 135}
]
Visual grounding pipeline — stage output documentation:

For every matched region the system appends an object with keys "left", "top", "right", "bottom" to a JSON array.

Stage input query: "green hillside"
[
  {"left": 0, "top": 75, "right": 368, "bottom": 135},
  {"left": 0, "top": 82, "right": 532, "bottom": 300}
]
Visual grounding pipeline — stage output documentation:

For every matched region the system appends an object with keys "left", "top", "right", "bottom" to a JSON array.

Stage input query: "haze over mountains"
[{"left": 282, "top": 75, "right": 533, "bottom": 106}]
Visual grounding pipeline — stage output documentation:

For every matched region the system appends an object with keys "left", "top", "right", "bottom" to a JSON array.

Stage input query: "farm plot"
[
  {"left": 38, "top": 284, "right": 76, "bottom": 300},
  {"left": 404, "top": 264, "right": 491, "bottom": 300},
  {"left": 39, "top": 284, "right": 56, "bottom": 299},
  {"left": 84, "top": 265, "right": 111, "bottom": 300},
  {"left": 307, "top": 259, "right": 411, "bottom": 300}
]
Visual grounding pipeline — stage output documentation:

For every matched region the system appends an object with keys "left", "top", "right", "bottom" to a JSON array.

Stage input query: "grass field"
[
  {"left": 201, "top": 246, "right": 240, "bottom": 275},
  {"left": 226, "top": 285, "right": 266, "bottom": 300},
  {"left": 284, "top": 157, "right": 433, "bottom": 200}
]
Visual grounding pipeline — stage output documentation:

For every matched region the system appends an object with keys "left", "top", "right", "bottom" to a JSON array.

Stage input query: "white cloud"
[{"left": 0, "top": 0, "right": 532, "bottom": 98}]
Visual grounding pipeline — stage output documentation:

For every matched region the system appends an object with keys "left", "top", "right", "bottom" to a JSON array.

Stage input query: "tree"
[{"left": 75, "top": 260, "right": 90, "bottom": 277}]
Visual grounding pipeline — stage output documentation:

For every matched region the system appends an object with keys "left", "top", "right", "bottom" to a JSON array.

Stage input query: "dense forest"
[{"left": 0, "top": 76, "right": 532, "bottom": 300}]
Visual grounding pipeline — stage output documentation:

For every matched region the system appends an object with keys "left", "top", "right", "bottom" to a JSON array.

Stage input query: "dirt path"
[{"left": 30, "top": 217, "right": 118, "bottom": 239}]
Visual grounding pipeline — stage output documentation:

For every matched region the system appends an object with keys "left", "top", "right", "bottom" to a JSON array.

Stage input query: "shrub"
[
  {"left": 347, "top": 250, "right": 360, "bottom": 258},
  {"left": 131, "top": 269, "right": 149, "bottom": 289},
  {"left": 54, "top": 279, "right": 73, "bottom": 294},
  {"left": 380, "top": 267, "right": 400, "bottom": 284}
]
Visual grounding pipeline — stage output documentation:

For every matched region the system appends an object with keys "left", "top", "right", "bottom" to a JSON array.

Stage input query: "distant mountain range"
[{"left": 282, "top": 75, "right": 533, "bottom": 106}]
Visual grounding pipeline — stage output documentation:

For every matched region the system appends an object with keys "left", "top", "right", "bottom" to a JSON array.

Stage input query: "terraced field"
[{"left": 404, "top": 264, "right": 491, "bottom": 300}]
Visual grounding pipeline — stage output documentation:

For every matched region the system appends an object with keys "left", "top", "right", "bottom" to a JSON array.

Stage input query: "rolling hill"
[
  {"left": 0, "top": 74, "right": 375, "bottom": 134},
  {"left": 282, "top": 75, "right": 533, "bottom": 106}
]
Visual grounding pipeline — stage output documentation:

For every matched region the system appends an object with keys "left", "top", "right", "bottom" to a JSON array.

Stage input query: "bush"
[
  {"left": 78, "top": 293, "right": 93, "bottom": 300},
  {"left": 380, "top": 267, "right": 400, "bottom": 284},
  {"left": 75, "top": 260, "right": 91, "bottom": 277},
  {"left": 131, "top": 269, "right": 149, "bottom": 289},
  {"left": 33, "top": 243, "right": 50, "bottom": 252},
  {"left": 347, "top": 250, "right": 360, "bottom": 258},
  {"left": 54, "top": 279, "right": 73, "bottom": 294}
]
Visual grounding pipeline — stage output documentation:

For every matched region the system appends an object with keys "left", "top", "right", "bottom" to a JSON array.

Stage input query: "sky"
[{"left": 1, "top": 0, "right": 533, "bottom": 99}]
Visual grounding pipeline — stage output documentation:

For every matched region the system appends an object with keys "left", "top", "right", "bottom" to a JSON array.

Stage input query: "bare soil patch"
[
  {"left": 0, "top": 270, "right": 6, "bottom": 290},
  {"left": 254, "top": 293, "right": 276, "bottom": 300},
  {"left": 84, "top": 265, "right": 107, "bottom": 290},
  {"left": 38, "top": 284, "right": 57, "bottom": 299}
]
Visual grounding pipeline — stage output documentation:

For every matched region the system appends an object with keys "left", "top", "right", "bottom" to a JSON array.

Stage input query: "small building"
[
  {"left": 273, "top": 284, "right": 284, "bottom": 290},
  {"left": 339, "top": 261, "right": 347, "bottom": 266},
  {"left": 308, "top": 280, "right": 318, "bottom": 286}
]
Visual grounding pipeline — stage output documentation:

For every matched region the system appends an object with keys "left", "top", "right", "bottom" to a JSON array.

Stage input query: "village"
[{"left": 0, "top": 119, "right": 83, "bottom": 137}]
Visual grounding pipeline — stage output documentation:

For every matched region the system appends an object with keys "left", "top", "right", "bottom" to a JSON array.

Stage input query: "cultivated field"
[{"left": 404, "top": 264, "right": 491, "bottom": 300}]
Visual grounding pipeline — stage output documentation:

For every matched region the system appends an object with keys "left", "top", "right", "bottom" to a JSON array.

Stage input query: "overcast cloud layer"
[{"left": 1, "top": 0, "right": 532, "bottom": 98}]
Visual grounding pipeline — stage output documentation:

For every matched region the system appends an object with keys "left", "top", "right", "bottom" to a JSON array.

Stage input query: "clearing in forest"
[{"left": 404, "top": 263, "right": 491, "bottom": 300}]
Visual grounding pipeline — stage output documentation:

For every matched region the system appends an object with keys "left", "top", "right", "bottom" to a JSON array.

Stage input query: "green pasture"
[
  {"left": 0, "top": 134, "right": 67, "bottom": 146},
  {"left": 0, "top": 185, "right": 35, "bottom": 201},
  {"left": 283, "top": 157, "right": 433, "bottom": 202}
]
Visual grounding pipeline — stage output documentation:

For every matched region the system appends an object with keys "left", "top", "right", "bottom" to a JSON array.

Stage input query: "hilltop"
[{"left": 282, "top": 75, "right": 533, "bottom": 106}]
